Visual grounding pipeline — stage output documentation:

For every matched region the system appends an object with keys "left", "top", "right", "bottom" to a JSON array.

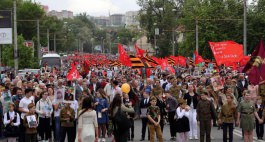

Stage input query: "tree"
[
  {"left": 2, "top": 35, "right": 37, "bottom": 69},
  {"left": 17, "top": 1, "right": 45, "bottom": 40},
  {"left": 177, "top": 0, "right": 245, "bottom": 58},
  {"left": 138, "top": 0, "right": 179, "bottom": 57}
]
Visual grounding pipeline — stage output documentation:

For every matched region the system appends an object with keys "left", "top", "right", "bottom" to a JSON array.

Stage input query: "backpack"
[{"left": 113, "top": 107, "right": 131, "bottom": 133}]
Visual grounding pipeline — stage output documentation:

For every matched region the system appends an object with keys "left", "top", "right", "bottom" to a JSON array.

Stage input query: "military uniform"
[
  {"left": 169, "top": 84, "right": 181, "bottom": 99},
  {"left": 151, "top": 86, "right": 163, "bottom": 97},
  {"left": 237, "top": 100, "right": 256, "bottom": 131},
  {"left": 197, "top": 99, "right": 217, "bottom": 142},
  {"left": 219, "top": 103, "right": 236, "bottom": 142},
  {"left": 60, "top": 106, "right": 75, "bottom": 142}
]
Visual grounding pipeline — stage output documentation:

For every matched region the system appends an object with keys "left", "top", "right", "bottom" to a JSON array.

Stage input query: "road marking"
[{"left": 233, "top": 129, "right": 265, "bottom": 142}]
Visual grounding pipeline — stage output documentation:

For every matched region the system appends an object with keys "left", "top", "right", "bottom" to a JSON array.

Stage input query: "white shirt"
[
  {"left": 104, "top": 83, "right": 113, "bottom": 97},
  {"left": 52, "top": 100, "right": 61, "bottom": 117},
  {"left": 110, "top": 86, "right": 122, "bottom": 103},
  {"left": 176, "top": 107, "right": 189, "bottom": 119},
  {"left": 93, "top": 84, "right": 96, "bottom": 92},
  {"left": 19, "top": 96, "right": 34, "bottom": 119},
  {"left": 165, "top": 83, "right": 172, "bottom": 91},
  {"left": 241, "top": 80, "right": 245, "bottom": 86},
  {"left": 144, "top": 97, "right": 150, "bottom": 104},
  {"left": 70, "top": 100, "right": 79, "bottom": 119},
  {"left": 160, "top": 79, "right": 167, "bottom": 87},
  {"left": 4, "top": 111, "right": 20, "bottom": 126},
  {"left": 36, "top": 98, "right": 53, "bottom": 118}
]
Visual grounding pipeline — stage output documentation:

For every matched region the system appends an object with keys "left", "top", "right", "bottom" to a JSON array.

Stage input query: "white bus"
[{"left": 40, "top": 53, "right": 62, "bottom": 68}]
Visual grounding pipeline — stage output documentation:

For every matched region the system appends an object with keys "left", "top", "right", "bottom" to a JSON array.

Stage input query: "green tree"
[
  {"left": 178, "top": 0, "right": 244, "bottom": 59},
  {"left": 17, "top": 1, "right": 45, "bottom": 40},
  {"left": 2, "top": 35, "right": 37, "bottom": 69},
  {"left": 138, "top": 0, "right": 179, "bottom": 57},
  {"left": 0, "top": 0, "right": 14, "bottom": 9}
]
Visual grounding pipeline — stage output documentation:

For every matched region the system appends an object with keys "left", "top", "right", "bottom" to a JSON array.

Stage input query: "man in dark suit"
[
  {"left": 75, "top": 78, "right": 83, "bottom": 100},
  {"left": 88, "top": 76, "right": 101, "bottom": 96},
  {"left": 139, "top": 91, "right": 150, "bottom": 141},
  {"left": 237, "top": 73, "right": 248, "bottom": 98}
]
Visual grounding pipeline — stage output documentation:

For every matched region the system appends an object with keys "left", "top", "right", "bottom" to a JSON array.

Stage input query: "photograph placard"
[
  {"left": 193, "top": 70, "right": 200, "bottom": 78},
  {"left": 54, "top": 88, "right": 65, "bottom": 103},
  {"left": 64, "top": 87, "right": 75, "bottom": 103},
  {"left": 140, "top": 108, "right": 147, "bottom": 118},
  {"left": 211, "top": 75, "right": 224, "bottom": 91},
  {"left": 26, "top": 115, "right": 38, "bottom": 128}
]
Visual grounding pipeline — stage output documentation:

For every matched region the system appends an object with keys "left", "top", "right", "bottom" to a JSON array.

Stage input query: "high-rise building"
[
  {"left": 48, "top": 10, "right": 73, "bottom": 20},
  {"left": 94, "top": 16, "right": 110, "bottom": 27},
  {"left": 125, "top": 11, "right": 140, "bottom": 28},
  {"left": 110, "top": 14, "right": 125, "bottom": 27}
]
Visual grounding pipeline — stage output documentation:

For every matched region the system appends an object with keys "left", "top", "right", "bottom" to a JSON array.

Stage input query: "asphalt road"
[
  {"left": 106, "top": 119, "right": 265, "bottom": 142},
  {"left": 0, "top": 119, "right": 263, "bottom": 142}
]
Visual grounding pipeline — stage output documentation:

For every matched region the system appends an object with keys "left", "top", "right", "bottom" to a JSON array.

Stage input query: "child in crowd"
[
  {"left": 175, "top": 98, "right": 190, "bottom": 142},
  {"left": 147, "top": 96, "right": 163, "bottom": 142},
  {"left": 255, "top": 96, "right": 264, "bottom": 140},
  {"left": 3, "top": 102, "right": 20, "bottom": 142},
  {"left": 23, "top": 103, "right": 38, "bottom": 142},
  {"left": 94, "top": 89, "right": 109, "bottom": 142}
]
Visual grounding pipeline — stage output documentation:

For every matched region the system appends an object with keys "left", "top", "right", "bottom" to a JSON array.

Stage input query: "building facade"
[
  {"left": 125, "top": 11, "right": 140, "bottom": 28},
  {"left": 110, "top": 14, "right": 125, "bottom": 27},
  {"left": 48, "top": 10, "right": 73, "bottom": 19}
]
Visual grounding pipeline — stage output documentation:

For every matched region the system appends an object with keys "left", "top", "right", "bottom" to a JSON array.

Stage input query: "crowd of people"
[{"left": 0, "top": 60, "right": 264, "bottom": 142}]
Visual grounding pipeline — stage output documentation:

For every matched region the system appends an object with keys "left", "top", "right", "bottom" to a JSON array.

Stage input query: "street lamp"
[
  {"left": 243, "top": 0, "right": 247, "bottom": 55},
  {"left": 91, "top": 38, "right": 94, "bottom": 53},
  {"left": 154, "top": 23, "right": 159, "bottom": 56},
  {"left": 101, "top": 37, "right": 105, "bottom": 54}
]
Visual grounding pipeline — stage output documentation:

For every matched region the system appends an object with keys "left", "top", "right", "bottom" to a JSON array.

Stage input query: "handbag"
[{"left": 113, "top": 107, "right": 131, "bottom": 133}]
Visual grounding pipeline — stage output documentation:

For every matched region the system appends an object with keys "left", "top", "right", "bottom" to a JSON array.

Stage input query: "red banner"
[
  {"left": 243, "top": 40, "right": 265, "bottom": 85},
  {"left": 239, "top": 56, "right": 250, "bottom": 67},
  {"left": 174, "top": 56, "right": 186, "bottom": 67},
  {"left": 66, "top": 66, "right": 81, "bottom": 81},
  {"left": 118, "top": 44, "right": 131, "bottom": 67},
  {"left": 209, "top": 41, "right": 244, "bottom": 66},
  {"left": 134, "top": 44, "right": 145, "bottom": 58}
]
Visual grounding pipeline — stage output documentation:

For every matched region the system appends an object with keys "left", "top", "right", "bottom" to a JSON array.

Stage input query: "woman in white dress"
[{"left": 76, "top": 97, "right": 98, "bottom": 142}]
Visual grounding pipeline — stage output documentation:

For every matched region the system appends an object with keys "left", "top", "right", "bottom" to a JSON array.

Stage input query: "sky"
[{"left": 35, "top": 0, "right": 141, "bottom": 16}]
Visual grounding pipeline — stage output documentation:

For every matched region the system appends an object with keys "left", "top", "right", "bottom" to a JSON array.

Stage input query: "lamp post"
[
  {"left": 195, "top": 18, "right": 199, "bottom": 53},
  {"left": 13, "top": 0, "right": 18, "bottom": 75},
  {"left": 172, "top": 28, "right": 175, "bottom": 56},
  {"left": 91, "top": 38, "right": 94, "bottom": 53},
  {"left": 243, "top": 0, "right": 247, "bottom": 55}
]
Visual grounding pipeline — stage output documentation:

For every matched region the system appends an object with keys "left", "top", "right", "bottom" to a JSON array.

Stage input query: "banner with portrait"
[
  {"left": 54, "top": 88, "right": 65, "bottom": 103},
  {"left": 26, "top": 115, "right": 38, "bottom": 128},
  {"left": 211, "top": 75, "right": 224, "bottom": 91},
  {"left": 64, "top": 86, "right": 75, "bottom": 103}
]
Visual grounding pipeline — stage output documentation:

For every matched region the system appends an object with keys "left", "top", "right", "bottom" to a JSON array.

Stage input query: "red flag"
[
  {"left": 193, "top": 51, "right": 204, "bottom": 64},
  {"left": 209, "top": 41, "right": 244, "bottom": 66},
  {"left": 160, "top": 58, "right": 169, "bottom": 70},
  {"left": 134, "top": 44, "right": 145, "bottom": 58},
  {"left": 243, "top": 40, "right": 265, "bottom": 85},
  {"left": 175, "top": 56, "right": 186, "bottom": 67},
  {"left": 146, "top": 68, "right": 151, "bottom": 78},
  {"left": 239, "top": 56, "right": 250, "bottom": 67},
  {"left": 66, "top": 66, "right": 81, "bottom": 81},
  {"left": 118, "top": 44, "right": 131, "bottom": 67}
]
